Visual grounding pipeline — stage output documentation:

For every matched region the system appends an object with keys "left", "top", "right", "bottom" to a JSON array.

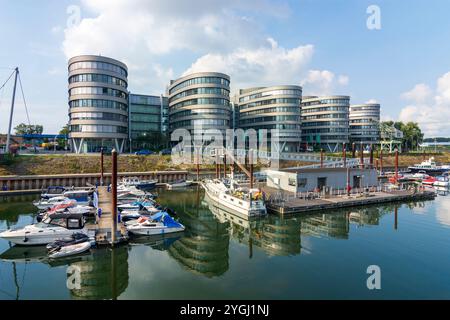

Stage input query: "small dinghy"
[
  {"left": 48, "top": 241, "right": 91, "bottom": 259},
  {"left": 47, "top": 233, "right": 92, "bottom": 259}
]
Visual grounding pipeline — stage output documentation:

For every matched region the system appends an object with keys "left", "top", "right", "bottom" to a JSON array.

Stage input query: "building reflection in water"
[
  {"left": 67, "top": 246, "right": 129, "bottom": 300},
  {"left": 161, "top": 186, "right": 230, "bottom": 277}
]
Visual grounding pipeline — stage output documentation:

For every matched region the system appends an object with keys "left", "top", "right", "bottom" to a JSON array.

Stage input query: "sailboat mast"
[{"left": 6, "top": 67, "right": 19, "bottom": 153}]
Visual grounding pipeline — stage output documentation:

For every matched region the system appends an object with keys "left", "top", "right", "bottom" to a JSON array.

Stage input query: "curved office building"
[
  {"left": 168, "top": 72, "right": 231, "bottom": 134},
  {"left": 301, "top": 95, "right": 350, "bottom": 152},
  {"left": 349, "top": 103, "right": 380, "bottom": 148},
  {"left": 68, "top": 55, "right": 129, "bottom": 153},
  {"left": 237, "top": 86, "right": 302, "bottom": 152}
]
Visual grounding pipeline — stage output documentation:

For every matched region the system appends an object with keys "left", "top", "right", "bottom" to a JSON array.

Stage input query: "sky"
[{"left": 1, "top": 0, "right": 450, "bottom": 137}]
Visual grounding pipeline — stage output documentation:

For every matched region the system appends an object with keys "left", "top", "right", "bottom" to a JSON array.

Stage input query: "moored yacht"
[
  {"left": 0, "top": 213, "right": 88, "bottom": 246},
  {"left": 201, "top": 178, "right": 267, "bottom": 219},
  {"left": 408, "top": 157, "right": 450, "bottom": 175}
]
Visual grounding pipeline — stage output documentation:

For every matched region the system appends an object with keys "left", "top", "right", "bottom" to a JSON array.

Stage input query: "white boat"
[
  {"left": 121, "top": 177, "right": 158, "bottom": 190},
  {"left": 33, "top": 196, "right": 72, "bottom": 210},
  {"left": 166, "top": 180, "right": 193, "bottom": 190},
  {"left": 201, "top": 178, "right": 267, "bottom": 219},
  {"left": 408, "top": 157, "right": 449, "bottom": 175},
  {"left": 433, "top": 176, "right": 449, "bottom": 187},
  {"left": 126, "top": 213, "right": 185, "bottom": 236},
  {"left": 41, "top": 186, "right": 71, "bottom": 199},
  {"left": 117, "top": 185, "right": 147, "bottom": 197},
  {"left": 48, "top": 241, "right": 91, "bottom": 259},
  {"left": 0, "top": 213, "right": 88, "bottom": 246}
]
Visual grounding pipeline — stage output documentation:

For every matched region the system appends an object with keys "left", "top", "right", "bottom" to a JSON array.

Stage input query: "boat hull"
[
  {"left": 408, "top": 167, "right": 448, "bottom": 175},
  {"left": 49, "top": 242, "right": 91, "bottom": 259},
  {"left": 202, "top": 183, "right": 267, "bottom": 219},
  {"left": 128, "top": 226, "right": 185, "bottom": 236}
]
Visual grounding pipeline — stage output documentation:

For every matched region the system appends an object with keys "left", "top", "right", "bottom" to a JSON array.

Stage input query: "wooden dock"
[
  {"left": 264, "top": 188, "right": 436, "bottom": 215},
  {"left": 88, "top": 186, "right": 128, "bottom": 246}
]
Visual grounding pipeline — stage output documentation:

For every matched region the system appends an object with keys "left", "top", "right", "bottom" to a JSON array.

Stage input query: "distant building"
[
  {"left": 68, "top": 55, "right": 129, "bottom": 153},
  {"left": 167, "top": 72, "right": 231, "bottom": 135},
  {"left": 129, "top": 94, "right": 169, "bottom": 151},
  {"left": 235, "top": 86, "right": 302, "bottom": 152},
  {"left": 301, "top": 96, "right": 350, "bottom": 152},
  {"left": 349, "top": 103, "right": 380, "bottom": 148}
]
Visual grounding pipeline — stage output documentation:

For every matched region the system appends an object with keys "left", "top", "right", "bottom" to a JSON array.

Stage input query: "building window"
[{"left": 297, "top": 178, "right": 307, "bottom": 188}]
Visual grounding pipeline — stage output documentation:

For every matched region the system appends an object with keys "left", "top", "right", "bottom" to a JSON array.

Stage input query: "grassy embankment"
[{"left": 1, "top": 152, "right": 449, "bottom": 176}]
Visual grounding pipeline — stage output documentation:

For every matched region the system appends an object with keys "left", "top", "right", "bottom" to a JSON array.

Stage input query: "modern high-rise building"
[
  {"left": 349, "top": 103, "right": 380, "bottom": 148},
  {"left": 235, "top": 86, "right": 302, "bottom": 152},
  {"left": 167, "top": 72, "right": 231, "bottom": 135},
  {"left": 128, "top": 94, "right": 169, "bottom": 151},
  {"left": 68, "top": 55, "right": 129, "bottom": 153},
  {"left": 301, "top": 95, "right": 350, "bottom": 152}
]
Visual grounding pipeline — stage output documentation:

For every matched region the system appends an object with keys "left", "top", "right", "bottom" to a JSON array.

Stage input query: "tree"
[
  {"left": 14, "top": 123, "right": 43, "bottom": 135},
  {"left": 381, "top": 121, "right": 424, "bottom": 151},
  {"left": 57, "top": 125, "right": 70, "bottom": 149}
]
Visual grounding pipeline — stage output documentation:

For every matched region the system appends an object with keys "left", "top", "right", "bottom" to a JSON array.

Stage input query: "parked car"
[
  {"left": 159, "top": 149, "right": 172, "bottom": 155},
  {"left": 135, "top": 149, "right": 154, "bottom": 155}
]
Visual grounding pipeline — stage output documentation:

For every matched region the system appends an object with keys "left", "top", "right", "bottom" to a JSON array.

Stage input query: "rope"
[
  {"left": 18, "top": 72, "right": 32, "bottom": 126},
  {"left": 0, "top": 69, "right": 15, "bottom": 91}
]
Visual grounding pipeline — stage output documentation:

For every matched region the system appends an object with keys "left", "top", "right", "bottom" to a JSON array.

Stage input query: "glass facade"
[
  {"left": 69, "top": 61, "right": 127, "bottom": 77},
  {"left": 68, "top": 55, "right": 129, "bottom": 153},
  {"left": 129, "top": 94, "right": 168, "bottom": 150},
  {"left": 237, "top": 86, "right": 302, "bottom": 152},
  {"left": 301, "top": 96, "right": 350, "bottom": 151},
  {"left": 168, "top": 73, "right": 231, "bottom": 134}
]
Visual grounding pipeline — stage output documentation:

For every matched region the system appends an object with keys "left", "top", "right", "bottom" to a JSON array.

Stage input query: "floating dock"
[
  {"left": 264, "top": 188, "right": 436, "bottom": 215},
  {"left": 87, "top": 186, "right": 128, "bottom": 246}
]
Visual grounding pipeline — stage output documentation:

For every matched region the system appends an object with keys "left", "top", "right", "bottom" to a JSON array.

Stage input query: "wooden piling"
[
  {"left": 343, "top": 143, "right": 347, "bottom": 167},
  {"left": 111, "top": 149, "right": 118, "bottom": 244}
]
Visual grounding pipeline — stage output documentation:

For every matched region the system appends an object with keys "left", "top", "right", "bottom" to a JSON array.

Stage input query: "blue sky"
[{"left": 1, "top": 0, "right": 450, "bottom": 136}]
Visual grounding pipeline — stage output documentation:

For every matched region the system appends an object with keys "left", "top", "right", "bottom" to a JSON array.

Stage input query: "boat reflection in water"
[
  {"left": 0, "top": 245, "right": 129, "bottom": 300},
  {"left": 159, "top": 186, "right": 230, "bottom": 278}
]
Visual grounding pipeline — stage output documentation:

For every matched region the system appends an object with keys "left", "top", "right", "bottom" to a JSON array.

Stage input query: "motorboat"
[
  {"left": 117, "top": 200, "right": 157, "bottom": 212},
  {"left": 41, "top": 186, "right": 72, "bottom": 199},
  {"left": 408, "top": 157, "right": 450, "bottom": 175},
  {"left": 121, "top": 177, "right": 158, "bottom": 190},
  {"left": 117, "top": 185, "right": 147, "bottom": 197},
  {"left": 126, "top": 213, "right": 185, "bottom": 236},
  {"left": 48, "top": 242, "right": 91, "bottom": 259},
  {"left": 47, "top": 233, "right": 93, "bottom": 259},
  {"left": 0, "top": 213, "right": 88, "bottom": 246},
  {"left": 33, "top": 196, "right": 73, "bottom": 210},
  {"left": 166, "top": 179, "right": 193, "bottom": 190},
  {"left": 422, "top": 176, "right": 437, "bottom": 185},
  {"left": 433, "top": 175, "right": 449, "bottom": 187},
  {"left": 63, "top": 190, "right": 91, "bottom": 206},
  {"left": 201, "top": 178, "right": 267, "bottom": 218}
]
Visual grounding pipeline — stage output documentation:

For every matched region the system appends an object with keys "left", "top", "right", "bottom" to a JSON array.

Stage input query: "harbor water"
[{"left": 0, "top": 186, "right": 450, "bottom": 299}]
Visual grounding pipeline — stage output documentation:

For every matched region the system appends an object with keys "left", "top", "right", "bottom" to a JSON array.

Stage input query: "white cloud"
[
  {"left": 183, "top": 38, "right": 314, "bottom": 91},
  {"left": 300, "top": 70, "right": 349, "bottom": 96},
  {"left": 401, "top": 83, "right": 432, "bottom": 104},
  {"left": 399, "top": 72, "right": 450, "bottom": 136},
  {"left": 51, "top": 26, "right": 62, "bottom": 35},
  {"left": 365, "top": 99, "right": 378, "bottom": 104},
  {"left": 61, "top": 0, "right": 345, "bottom": 96}
]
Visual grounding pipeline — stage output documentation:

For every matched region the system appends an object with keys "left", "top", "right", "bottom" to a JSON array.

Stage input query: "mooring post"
[
  {"left": 249, "top": 149, "right": 254, "bottom": 189},
  {"left": 196, "top": 147, "right": 200, "bottom": 182},
  {"left": 320, "top": 149, "right": 324, "bottom": 168},
  {"left": 111, "top": 149, "right": 118, "bottom": 245},
  {"left": 351, "top": 142, "right": 356, "bottom": 158},
  {"left": 100, "top": 148, "right": 104, "bottom": 186},
  {"left": 380, "top": 148, "right": 383, "bottom": 175},
  {"left": 343, "top": 143, "right": 347, "bottom": 167},
  {"left": 223, "top": 154, "right": 227, "bottom": 178},
  {"left": 215, "top": 152, "right": 219, "bottom": 179},
  {"left": 395, "top": 148, "right": 399, "bottom": 184},
  {"left": 369, "top": 144, "right": 374, "bottom": 168},
  {"left": 359, "top": 143, "right": 364, "bottom": 169}
]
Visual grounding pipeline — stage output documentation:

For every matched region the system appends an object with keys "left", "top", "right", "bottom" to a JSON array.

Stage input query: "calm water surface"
[{"left": 0, "top": 187, "right": 450, "bottom": 300}]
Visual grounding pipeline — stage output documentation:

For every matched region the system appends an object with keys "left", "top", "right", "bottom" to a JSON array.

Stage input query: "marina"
[{"left": 1, "top": 185, "right": 450, "bottom": 299}]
